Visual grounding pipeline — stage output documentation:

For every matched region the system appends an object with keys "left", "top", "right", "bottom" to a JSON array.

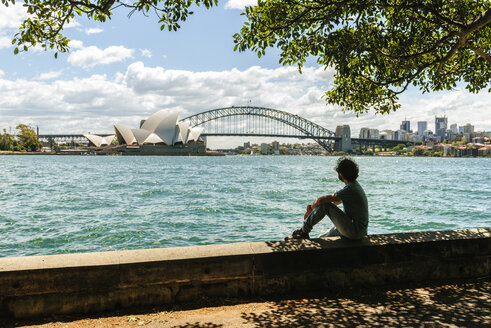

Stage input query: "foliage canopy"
[
  {"left": 15, "top": 124, "right": 43, "bottom": 151},
  {"left": 234, "top": 0, "right": 491, "bottom": 114},
  {"left": 0, "top": 129, "right": 16, "bottom": 151},
  {"left": 0, "top": 125, "right": 42, "bottom": 151}
]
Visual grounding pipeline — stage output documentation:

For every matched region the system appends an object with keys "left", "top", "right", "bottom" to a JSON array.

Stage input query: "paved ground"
[{"left": 8, "top": 280, "right": 490, "bottom": 328}]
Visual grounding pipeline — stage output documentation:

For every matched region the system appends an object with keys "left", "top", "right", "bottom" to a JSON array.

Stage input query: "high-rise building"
[
  {"left": 423, "top": 130, "right": 433, "bottom": 139},
  {"left": 417, "top": 121, "right": 427, "bottom": 136},
  {"left": 359, "top": 127, "right": 370, "bottom": 139},
  {"left": 272, "top": 141, "right": 279, "bottom": 150},
  {"left": 461, "top": 123, "right": 474, "bottom": 134},
  {"left": 460, "top": 123, "right": 475, "bottom": 142},
  {"left": 450, "top": 124, "right": 458, "bottom": 134},
  {"left": 394, "top": 130, "right": 407, "bottom": 141},
  {"left": 261, "top": 143, "right": 268, "bottom": 154},
  {"left": 435, "top": 116, "right": 448, "bottom": 138},
  {"left": 369, "top": 129, "right": 380, "bottom": 139},
  {"left": 400, "top": 120, "right": 410, "bottom": 132},
  {"left": 380, "top": 130, "right": 394, "bottom": 140}
]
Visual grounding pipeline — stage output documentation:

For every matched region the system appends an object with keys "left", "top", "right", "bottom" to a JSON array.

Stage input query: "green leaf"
[{"left": 232, "top": 0, "right": 491, "bottom": 115}]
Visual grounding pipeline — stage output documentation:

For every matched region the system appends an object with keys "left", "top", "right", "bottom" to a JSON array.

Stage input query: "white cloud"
[
  {"left": 0, "top": 4, "right": 79, "bottom": 55},
  {"left": 0, "top": 4, "right": 27, "bottom": 31},
  {"left": 122, "top": 62, "right": 336, "bottom": 120},
  {"left": 224, "top": 0, "right": 257, "bottom": 10},
  {"left": 85, "top": 27, "right": 103, "bottom": 35},
  {"left": 65, "top": 20, "right": 81, "bottom": 29},
  {"left": 0, "top": 4, "right": 26, "bottom": 51},
  {"left": 67, "top": 45, "right": 134, "bottom": 68},
  {"left": 0, "top": 69, "right": 4, "bottom": 77},
  {"left": 69, "top": 40, "right": 84, "bottom": 49},
  {"left": 34, "top": 71, "right": 62, "bottom": 80},
  {"left": 140, "top": 49, "right": 152, "bottom": 58},
  {"left": 0, "top": 62, "right": 489, "bottom": 144},
  {"left": 0, "top": 3, "right": 76, "bottom": 36}
]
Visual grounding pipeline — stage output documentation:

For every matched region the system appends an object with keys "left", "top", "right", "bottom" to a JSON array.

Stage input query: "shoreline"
[
  {"left": 0, "top": 151, "right": 225, "bottom": 156},
  {"left": 0, "top": 152, "right": 491, "bottom": 159},
  {"left": 1, "top": 151, "right": 489, "bottom": 158}
]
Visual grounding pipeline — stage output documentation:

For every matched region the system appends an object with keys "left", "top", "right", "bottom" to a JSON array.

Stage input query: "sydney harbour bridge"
[{"left": 38, "top": 106, "right": 407, "bottom": 152}]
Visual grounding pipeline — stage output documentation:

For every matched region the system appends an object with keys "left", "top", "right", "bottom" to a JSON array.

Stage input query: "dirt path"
[{"left": 10, "top": 280, "right": 490, "bottom": 328}]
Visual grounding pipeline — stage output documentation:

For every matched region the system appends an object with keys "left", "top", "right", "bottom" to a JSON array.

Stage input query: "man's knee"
[{"left": 319, "top": 202, "right": 338, "bottom": 214}]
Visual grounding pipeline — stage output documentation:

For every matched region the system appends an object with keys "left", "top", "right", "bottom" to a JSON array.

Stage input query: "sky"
[{"left": 0, "top": 0, "right": 490, "bottom": 149}]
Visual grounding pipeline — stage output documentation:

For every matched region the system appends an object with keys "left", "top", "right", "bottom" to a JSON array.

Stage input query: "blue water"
[{"left": 1, "top": 155, "right": 489, "bottom": 257}]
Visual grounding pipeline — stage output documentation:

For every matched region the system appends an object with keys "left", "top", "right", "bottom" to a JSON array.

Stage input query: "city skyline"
[
  {"left": 358, "top": 116, "right": 485, "bottom": 135},
  {"left": 356, "top": 115, "right": 487, "bottom": 143},
  {"left": 0, "top": 1, "right": 490, "bottom": 149}
]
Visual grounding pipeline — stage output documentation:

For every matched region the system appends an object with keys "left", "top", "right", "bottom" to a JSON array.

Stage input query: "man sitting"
[{"left": 288, "top": 156, "right": 368, "bottom": 240}]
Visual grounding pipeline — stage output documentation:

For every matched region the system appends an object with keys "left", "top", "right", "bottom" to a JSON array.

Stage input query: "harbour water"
[{"left": 1, "top": 155, "right": 489, "bottom": 258}]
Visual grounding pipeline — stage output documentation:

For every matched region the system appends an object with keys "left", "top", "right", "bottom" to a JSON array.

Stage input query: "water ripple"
[{"left": 0, "top": 155, "right": 489, "bottom": 257}]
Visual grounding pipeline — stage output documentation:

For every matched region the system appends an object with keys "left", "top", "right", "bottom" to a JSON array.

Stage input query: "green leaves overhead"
[
  {"left": 233, "top": 0, "right": 491, "bottom": 114},
  {"left": 2, "top": 0, "right": 217, "bottom": 57}
]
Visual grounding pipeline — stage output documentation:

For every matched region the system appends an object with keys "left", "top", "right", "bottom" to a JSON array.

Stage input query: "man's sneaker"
[{"left": 285, "top": 229, "right": 310, "bottom": 240}]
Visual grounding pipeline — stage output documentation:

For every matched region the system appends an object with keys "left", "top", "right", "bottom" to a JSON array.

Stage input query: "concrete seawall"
[{"left": 1, "top": 229, "right": 489, "bottom": 318}]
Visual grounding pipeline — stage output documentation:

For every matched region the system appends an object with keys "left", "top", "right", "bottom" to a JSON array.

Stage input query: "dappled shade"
[
  {"left": 265, "top": 229, "right": 491, "bottom": 253},
  {"left": 241, "top": 281, "right": 490, "bottom": 327}
]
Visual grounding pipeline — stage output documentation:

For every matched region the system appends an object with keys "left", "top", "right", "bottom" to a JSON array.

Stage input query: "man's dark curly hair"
[{"left": 335, "top": 156, "right": 359, "bottom": 182}]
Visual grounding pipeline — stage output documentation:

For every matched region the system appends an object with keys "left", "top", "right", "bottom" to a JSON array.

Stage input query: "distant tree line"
[{"left": 0, "top": 124, "right": 42, "bottom": 151}]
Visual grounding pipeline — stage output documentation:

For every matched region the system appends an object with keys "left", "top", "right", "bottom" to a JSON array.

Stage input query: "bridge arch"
[{"left": 180, "top": 106, "right": 336, "bottom": 151}]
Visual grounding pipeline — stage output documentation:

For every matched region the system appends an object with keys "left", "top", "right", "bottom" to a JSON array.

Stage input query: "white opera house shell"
[
  {"left": 113, "top": 110, "right": 203, "bottom": 146},
  {"left": 83, "top": 134, "right": 115, "bottom": 147}
]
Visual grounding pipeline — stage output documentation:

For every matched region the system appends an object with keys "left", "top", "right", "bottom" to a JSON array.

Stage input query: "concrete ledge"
[{"left": 1, "top": 229, "right": 489, "bottom": 318}]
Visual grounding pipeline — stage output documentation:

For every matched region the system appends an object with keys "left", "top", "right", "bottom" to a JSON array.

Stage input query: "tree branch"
[
  {"left": 462, "top": 7, "right": 491, "bottom": 35},
  {"left": 436, "top": 35, "right": 467, "bottom": 75},
  {"left": 418, "top": 3, "right": 466, "bottom": 27},
  {"left": 358, "top": 61, "right": 430, "bottom": 90},
  {"left": 49, "top": 5, "right": 74, "bottom": 40},
  {"left": 65, "top": 0, "right": 108, "bottom": 13},
  {"left": 374, "top": 33, "right": 455, "bottom": 60},
  {"left": 101, "top": 0, "right": 116, "bottom": 15},
  {"left": 465, "top": 41, "right": 491, "bottom": 64}
]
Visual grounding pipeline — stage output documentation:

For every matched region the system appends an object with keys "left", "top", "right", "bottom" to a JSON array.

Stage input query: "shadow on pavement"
[
  {"left": 241, "top": 280, "right": 490, "bottom": 327},
  {"left": 171, "top": 323, "right": 224, "bottom": 328}
]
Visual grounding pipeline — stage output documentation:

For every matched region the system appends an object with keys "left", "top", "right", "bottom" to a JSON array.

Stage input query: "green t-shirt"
[{"left": 335, "top": 180, "right": 369, "bottom": 231}]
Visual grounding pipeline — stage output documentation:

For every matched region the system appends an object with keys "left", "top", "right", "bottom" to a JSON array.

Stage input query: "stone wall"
[
  {"left": 99, "top": 142, "right": 207, "bottom": 156},
  {"left": 0, "top": 229, "right": 489, "bottom": 318}
]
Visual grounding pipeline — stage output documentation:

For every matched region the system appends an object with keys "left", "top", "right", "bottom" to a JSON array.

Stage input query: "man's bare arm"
[
  {"left": 304, "top": 194, "right": 342, "bottom": 219},
  {"left": 313, "top": 194, "right": 342, "bottom": 207}
]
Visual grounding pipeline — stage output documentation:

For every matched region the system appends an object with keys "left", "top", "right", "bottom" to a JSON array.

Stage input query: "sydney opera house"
[{"left": 84, "top": 110, "right": 206, "bottom": 155}]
